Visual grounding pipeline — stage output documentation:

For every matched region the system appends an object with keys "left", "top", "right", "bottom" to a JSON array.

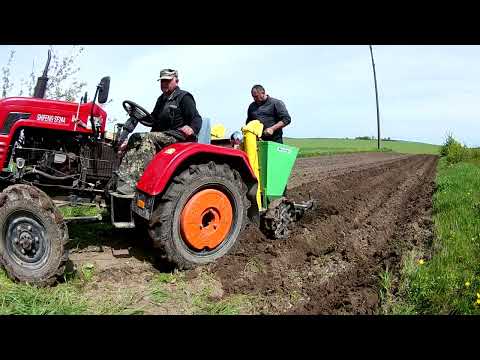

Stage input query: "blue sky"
[{"left": 1, "top": 45, "right": 479, "bottom": 146}]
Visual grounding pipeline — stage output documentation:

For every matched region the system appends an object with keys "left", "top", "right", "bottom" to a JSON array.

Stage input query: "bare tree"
[
  {"left": 19, "top": 60, "right": 37, "bottom": 97},
  {"left": 45, "top": 46, "right": 87, "bottom": 101},
  {"left": 1, "top": 50, "right": 15, "bottom": 98},
  {"left": 1, "top": 46, "right": 87, "bottom": 101}
]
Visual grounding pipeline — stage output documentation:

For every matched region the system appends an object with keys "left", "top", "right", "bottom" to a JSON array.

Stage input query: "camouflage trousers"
[{"left": 115, "top": 132, "right": 178, "bottom": 195}]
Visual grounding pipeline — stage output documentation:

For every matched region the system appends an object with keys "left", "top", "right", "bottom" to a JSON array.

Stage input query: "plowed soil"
[{"left": 69, "top": 152, "right": 438, "bottom": 314}]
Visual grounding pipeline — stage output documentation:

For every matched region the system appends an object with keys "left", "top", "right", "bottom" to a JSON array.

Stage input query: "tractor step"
[
  {"left": 110, "top": 192, "right": 135, "bottom": 228},
  {"left": 64, "top": 214, "right": 103, "bottom": 224},
  {"left": 112, "top": 248, "right": 130, "bottom": 258}
]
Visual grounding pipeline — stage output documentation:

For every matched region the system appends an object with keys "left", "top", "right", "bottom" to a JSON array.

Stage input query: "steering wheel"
[{"left": 122, "top": 100, "right": 154, "bottom": 127}]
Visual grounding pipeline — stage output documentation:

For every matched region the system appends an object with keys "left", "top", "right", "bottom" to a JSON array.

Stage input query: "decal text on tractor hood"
[{"left": 36, "top": 114, "right": 67, "bottom": 124}]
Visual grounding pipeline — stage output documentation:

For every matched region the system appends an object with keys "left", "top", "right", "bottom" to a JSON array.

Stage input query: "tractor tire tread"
[
  {"left": 148, "top": 161, "right": 248, "bottom": 269},
  {"left": 0, "top": 185, "right": 69, "bottom": 286}
]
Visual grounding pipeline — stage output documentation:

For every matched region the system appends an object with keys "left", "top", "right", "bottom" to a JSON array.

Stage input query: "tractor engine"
[{"left": 11, "top": 127, "right": 118, "bottom": 191}]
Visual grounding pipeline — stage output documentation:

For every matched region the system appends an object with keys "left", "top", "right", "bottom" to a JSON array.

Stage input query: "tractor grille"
[{"left": 82, "top": 142, "right": 119, "bottom": 180}]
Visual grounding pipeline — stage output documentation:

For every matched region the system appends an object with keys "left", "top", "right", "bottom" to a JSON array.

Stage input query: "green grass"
[
  {"left": 58, "top": 205, "right": 104, "bottom": 218},
  {"left": 391, "top": 158, "right": 480, "bottom": 314},
  {"left": 0, "top": 267, "right": 144, "bottom": 315},
  {"left": 191, "top": 292, "right": 249, "bottom": 315},
  {"left": 284, "top": 138, "right": 440, "bottom": 157},
  {"left": 0, "top": 269, "right": 89, "bottom": 315},
  {"left": 378, "top": 266, "right": 395, "bottom": 314},
  {"left": 148, "top": 271, "right": 252, "bottom": 314},
  {"left": 149, "top": 272, "right": 180, "bottom": 305},
  {"left": 80, "top": 263, "right": 95, "bottom": 282},
  {"left": 154, "top": 272, "right": 178, "bottom": 284}
]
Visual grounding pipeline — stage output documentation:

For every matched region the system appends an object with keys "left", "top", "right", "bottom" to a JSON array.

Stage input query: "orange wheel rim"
[{"left": 180, "top": 189, "right": 233, "bottom": 251}]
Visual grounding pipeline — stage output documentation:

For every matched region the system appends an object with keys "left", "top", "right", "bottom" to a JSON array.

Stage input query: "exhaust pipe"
[{"left": 33, "top": 50, "right": 52, "bottom": 99}]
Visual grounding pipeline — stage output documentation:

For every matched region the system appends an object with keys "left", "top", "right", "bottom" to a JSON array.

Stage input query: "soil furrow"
[
  {"left": 68, "top": 152, "right": 438, "bottom": 315},
  {"left": 211, "top": 154, "right": 438, "bottom": 314}
]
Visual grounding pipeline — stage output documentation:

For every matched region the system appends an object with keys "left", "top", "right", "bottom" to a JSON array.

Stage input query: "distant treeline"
[{"left": 353, "top": 136, "right": 395, "bottom": 141}]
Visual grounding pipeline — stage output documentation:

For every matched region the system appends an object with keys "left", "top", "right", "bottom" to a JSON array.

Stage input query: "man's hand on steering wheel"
[{"left": 122, "top": 100, "right": 154, "bottom": 127}]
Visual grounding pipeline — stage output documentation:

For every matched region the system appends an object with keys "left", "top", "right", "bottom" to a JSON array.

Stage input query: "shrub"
[
  {"left": 440, "top": 133, "right": 456, "bottom": 157},
  {"left": 440, "top": 134, "right": 470, "bottom": 164},
  {"left": 446, "top": 141, "right": 467, "bottom": 164}
]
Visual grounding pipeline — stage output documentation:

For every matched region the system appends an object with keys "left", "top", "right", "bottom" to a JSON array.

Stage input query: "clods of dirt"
[
  {"left": 68, "top": 152, "right": 438, "bottom": 315},
  {"left": 212, "top": 154, "right": 438, "bottom": 314}
]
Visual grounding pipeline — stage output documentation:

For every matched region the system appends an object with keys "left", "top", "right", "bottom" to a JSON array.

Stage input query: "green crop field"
[{"left": 284, "top": 138, "right": 441, "bottom": 157}]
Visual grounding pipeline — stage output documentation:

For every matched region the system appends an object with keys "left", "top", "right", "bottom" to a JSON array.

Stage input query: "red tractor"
[{"left": 0, "top": 52, "right": 310, "bottom": 286}]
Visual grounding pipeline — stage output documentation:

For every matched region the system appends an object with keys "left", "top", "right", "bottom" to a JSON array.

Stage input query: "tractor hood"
[{"left": 0, "top": 96, "right": 108, "bottom": 135}]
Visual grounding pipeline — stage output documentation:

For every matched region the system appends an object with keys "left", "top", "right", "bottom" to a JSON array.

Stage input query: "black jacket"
[
  {"left": 246, "top": 96, "right": 291, "bottom": 143},
  {"left": 119, "top": 87, "right": 202, "bottom": 143},
  {"left": 150, "top": 87, "right": 202, "bottom": 141}
]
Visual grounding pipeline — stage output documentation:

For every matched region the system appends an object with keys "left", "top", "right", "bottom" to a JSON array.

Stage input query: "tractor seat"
[{"left": 197, "top": 117, "right": 211, "bottom": 144}]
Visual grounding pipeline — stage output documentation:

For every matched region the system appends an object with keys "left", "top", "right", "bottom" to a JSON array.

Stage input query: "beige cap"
[{"left": 158, "top": 69, "right": 178, "bottom": 81}]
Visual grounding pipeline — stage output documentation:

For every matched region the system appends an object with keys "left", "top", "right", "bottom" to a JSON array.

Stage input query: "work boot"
[
  {"left": 116, "top": 180, "right": 135, "bottom": 195},
  {"left": 116, "top": 182, "right": 135, "bottom": 195},
  {"left": 114, "top": 171, "right": 135, "bottom": 195}
]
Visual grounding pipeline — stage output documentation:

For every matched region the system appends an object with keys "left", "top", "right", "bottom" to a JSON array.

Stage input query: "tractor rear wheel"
[
  {"left": 148, "top": 161, "right": 249, "bottom": 269},
  {"left": 0, "top": 185, "right": 69, "bottom": 286}
]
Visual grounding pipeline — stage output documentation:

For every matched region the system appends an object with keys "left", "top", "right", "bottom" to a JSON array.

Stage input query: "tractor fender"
[{"left": 136, "top": 142, "right": 257, "bottom": 196}]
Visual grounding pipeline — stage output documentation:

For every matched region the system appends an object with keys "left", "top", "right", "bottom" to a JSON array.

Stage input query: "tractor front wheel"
[
  {"left": 0, "top": 185, "right": 69, "bottom": 286},
  {"left": 148, "top": 162, "right": 249, "bottom": 269}
]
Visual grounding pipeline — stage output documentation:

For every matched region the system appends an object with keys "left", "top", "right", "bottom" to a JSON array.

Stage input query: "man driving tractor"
[{"left": 115, "top": 69, "right": 203, "bottom": 195}]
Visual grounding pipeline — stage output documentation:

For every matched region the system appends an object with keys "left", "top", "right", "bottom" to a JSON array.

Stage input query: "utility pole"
[{"left": 369, "top": 45, "right": 381, "bottom": 150}]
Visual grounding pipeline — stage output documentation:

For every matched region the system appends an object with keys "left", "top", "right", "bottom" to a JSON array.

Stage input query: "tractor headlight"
[{"left": 131, "top": 191, "right": 155, "bottom": 220}]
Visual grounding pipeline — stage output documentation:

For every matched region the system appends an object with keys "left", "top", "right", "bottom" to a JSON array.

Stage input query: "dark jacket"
[
  {"left": 118, "top": 87, "right": 203, "bottom": 144},
  {"left": 246, "top": 95, "right": 291, "bottom": 143},
  {"left": 150, "top": 87, "right": 203, "bottom": 141}
]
